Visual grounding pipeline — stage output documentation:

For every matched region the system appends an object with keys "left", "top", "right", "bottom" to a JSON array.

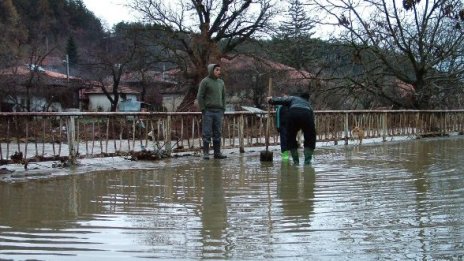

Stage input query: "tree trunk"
[
  {"left": 176, "top": 30, "right": 221, "bottom": 112},
  {"left": 176, "top": 52, "right": 215, "bottom": 112},
  {"left": 176, "top": 87, "right": 198, "bottom": 112}
]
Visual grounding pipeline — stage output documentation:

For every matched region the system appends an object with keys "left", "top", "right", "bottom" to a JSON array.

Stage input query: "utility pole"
[
  {"left": 63, "top": 54, "right": 78, "bottom": 109},
  {"left": 65, "top": 54, "right": 70, "bottom": 84}
]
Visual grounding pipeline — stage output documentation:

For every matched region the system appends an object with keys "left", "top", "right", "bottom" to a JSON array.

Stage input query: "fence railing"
[{"left": 1, "top": 110, "right": 463, "bottom": 166}]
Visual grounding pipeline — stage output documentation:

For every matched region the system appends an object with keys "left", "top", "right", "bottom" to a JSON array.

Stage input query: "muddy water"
[{"left": 1, "top": 137, "right": 464, "bottom": 260}]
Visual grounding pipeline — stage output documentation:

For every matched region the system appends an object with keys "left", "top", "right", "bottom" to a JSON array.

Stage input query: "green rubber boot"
[
  {"left": 304, "top": 148, "right": 314, "bottom": 165},
  {"left": 281, "top": 151, "right": 289, "bottom": 162},
  {"left": 290, "top": 149, "right": 299, "bottom": 165}
]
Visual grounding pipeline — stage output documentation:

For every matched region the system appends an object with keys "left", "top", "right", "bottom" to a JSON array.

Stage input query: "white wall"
[
  {"left": 88, "top": 94, "right": 138, "bottom": 111},
  {"left": 4, "top": 95, "right": 63, "bottom": 112},
  {"left": 162, "top": 94, "right": 184, "bottom": 112}
]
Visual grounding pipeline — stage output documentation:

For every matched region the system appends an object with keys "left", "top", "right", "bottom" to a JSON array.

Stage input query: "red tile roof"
[
  {"left": 221, "top": 54, "right": 313, "bottom": 81},
  {"left": 83, "top": 84, "right": 140, "bottom": 94}
]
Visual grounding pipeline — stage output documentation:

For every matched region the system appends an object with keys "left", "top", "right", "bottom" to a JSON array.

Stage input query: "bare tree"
[
  {"left": 83, "top": 28, "right": 144, "bottom": 112},
  {"left": 128, "top": 0, "right": 277, "bottom": 111},
  {"left": 311, "top": 0, "right": 464, "bottom": 109}
]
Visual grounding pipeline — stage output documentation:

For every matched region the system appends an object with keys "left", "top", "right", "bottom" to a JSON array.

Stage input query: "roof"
[
  {"left": 241, "top": 106, "right": 265, "bottom": 113},
  {"left": 221, "top": 54, "right": 313, "bottom": 81},
  {"left": 0, "top": 65, "right": 84, "bottom": 88},
  {"left": 120, "top": 70, "right": 178, "bottom": 84},
  {"left": 0, "top": 65, "right": 78, "bottom": 79},
  {"left": 241, "top": 106, "right": 267, "bottom": 118},
  {"left": 83, "top": 85, "right": 140, "bottom": 95}
]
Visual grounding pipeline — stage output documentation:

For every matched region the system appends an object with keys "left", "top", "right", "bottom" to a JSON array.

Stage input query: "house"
[
  {"left": 221, "top": 54, "right": 315, "bottom": 89},
  {"left": 0, "top": 65, "right": 84, "bottom": 112},
  {"left": 220, "top": 54, "right": 315, "bottom": 108},
  {"left": 82, "top": 85, "right": 141, "bottom": 112},
  {"left": 103, "top": 56, "right": 314, "bottom": 112},
  {"left": 119, "top": 69, "right": 183, "bottom": 112},
  {"left": 157, "top": 79, "right": 186, "bottom": 111}
]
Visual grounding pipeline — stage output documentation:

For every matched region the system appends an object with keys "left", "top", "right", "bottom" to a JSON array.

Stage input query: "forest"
[{"left": 1, "top": 0, "right": 463, "bottom": 111}]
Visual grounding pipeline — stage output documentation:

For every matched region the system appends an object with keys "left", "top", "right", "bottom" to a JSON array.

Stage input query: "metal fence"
[{"left": 1, "top": 110, "right": 463, "bottom": 166}]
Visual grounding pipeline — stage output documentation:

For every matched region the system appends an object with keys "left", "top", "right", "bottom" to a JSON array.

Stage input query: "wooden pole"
[
  {"left": 265, "top": 77, "right": 272, "bottom": 151},
  {"left": 260, "top": 77, "right": 274, "bottom": 162}
]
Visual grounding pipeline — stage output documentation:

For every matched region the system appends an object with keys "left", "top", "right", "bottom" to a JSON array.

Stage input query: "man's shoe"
[
  {"left": 203, "top": 141, "right": 210, "bottom": 160},
  {"left": 290, "top": 149, "right": 299, "bottom": 165},
  {"left": 281, "top": 150, "right": 289, "bottom": 162},
  {"left": 212, "top": 142, "right": 226, "bottom": 159},
  {"left": 214, "top": 153, "right": 227, "bottom": 159},
  {"left": 304, "top": 148, "right": 314, "bottom": 165}
]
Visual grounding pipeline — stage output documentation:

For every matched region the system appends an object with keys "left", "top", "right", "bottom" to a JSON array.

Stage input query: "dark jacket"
[
  {"left": 269, "top": 96, "right": 313, "bottom": 111},
  {"left": 196, "top": 64, "right": 226, "bottom": 111}
]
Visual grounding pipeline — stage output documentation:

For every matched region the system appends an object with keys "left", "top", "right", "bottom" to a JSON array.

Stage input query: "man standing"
[
  {"left": 197, "top": 64, "right": 227, "bottom": 160},
  {"left": 268, "top": 92, "right": 316, "bottom": 165}
]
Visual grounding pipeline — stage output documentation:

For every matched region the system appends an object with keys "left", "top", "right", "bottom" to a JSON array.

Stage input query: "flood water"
[{"left": 1, "top": 136, "right": 464, "bottom": 260}]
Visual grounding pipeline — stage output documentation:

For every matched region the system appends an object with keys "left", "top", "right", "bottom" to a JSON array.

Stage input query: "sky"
[
  {"left": 82, "top": 0, "right": 137, "bottom": 28},
  {"left": 81, "top": 0, "right": 336, "bottom": 38}
]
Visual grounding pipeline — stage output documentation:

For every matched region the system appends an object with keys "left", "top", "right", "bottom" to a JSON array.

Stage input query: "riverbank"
[
  {"left": 0, "top": 144, "right": 281, "bottom": 183},
  {"left": 1, "top": 134, "right": 455, "bottom": 183}
]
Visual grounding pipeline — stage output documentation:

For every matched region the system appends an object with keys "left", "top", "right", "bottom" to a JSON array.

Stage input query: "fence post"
[
  {"left": 239, "top": 114, "right": 245, "bottom": 153},
  {"left": 67, "top": 115, "right": 77, "bottom": 165},
  {"left": 344, "top": 113, "right": 349, "bottom": 145},
  {"left": 415, "top": 112, "right": 421, "bottom": 136},
  {"left": 382, "top": 112, "right": 387, "bottom": 142},
  {"left": 166, "top": 115, "right": 172, "bottom": 156}
]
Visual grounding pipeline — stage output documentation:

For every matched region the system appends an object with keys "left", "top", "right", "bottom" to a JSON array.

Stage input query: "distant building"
[
  {"left": 82, "top": 85, "right": 140, "bottom": 112},
  {"left": 119, "top": 70, "right": 184, "bottom": 112},
  {"left": 0, "top": 65, "right": 84, "bottom": 112}
]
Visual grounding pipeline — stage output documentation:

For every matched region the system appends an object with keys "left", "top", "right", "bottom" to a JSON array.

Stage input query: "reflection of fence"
[{"left": 1, "top": 110, "right": 463, "bottom": 165}]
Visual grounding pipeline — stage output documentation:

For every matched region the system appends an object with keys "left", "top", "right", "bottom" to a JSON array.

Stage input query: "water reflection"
[
  {"left": 278, "top": 165, "right": 315, "bottom": 220},
  {"left": 396, "top": 139, "right": 464, "bottom": 260},
  {"left": 0, "top": 176, "right": 81, "bottom": 229},
  {"left": 201, "top": 161, "right": 227, "bottom": 257}
]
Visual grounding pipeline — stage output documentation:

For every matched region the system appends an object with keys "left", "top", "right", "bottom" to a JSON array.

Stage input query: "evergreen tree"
[
  {"left": 279, "top": 0, "right": 314, "bottom": 39},
  {"left": 0, "top": 0, "right": 27, "bottom": 68},
  {"left": 66, "top": 36, "right": 78, "bottom": 65},
  {"left": 276, "top": 0, "right": 315, "bottom": 69}
]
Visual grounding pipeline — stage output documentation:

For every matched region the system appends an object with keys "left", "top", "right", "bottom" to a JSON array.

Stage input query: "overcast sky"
[
  {"left": 81, "top": 0, "right": 335, "bottom": 39},
  {"left": 82, "top": 0, "right": 137, "bottom": 28}
]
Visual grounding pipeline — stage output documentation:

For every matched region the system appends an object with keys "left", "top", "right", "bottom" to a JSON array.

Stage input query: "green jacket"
[
  {"left": 275, "top": 105, "right": 289, "bottom": 131},
  {"left": 197, "top": 64, "right": 226, "bottom": 111}
]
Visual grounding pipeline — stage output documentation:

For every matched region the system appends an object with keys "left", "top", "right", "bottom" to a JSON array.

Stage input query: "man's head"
[
  {"left": 213, "top": 65, "right": 221, "bottom": 78},
  {"left": 278, "top": 88, "right": 288, "bottom": 97},
  {"left": 208, "top": 64, "right": 221, "bottom": 78},
  {"left": 298, "top": 92, "right": 310, "bottom": 100}
]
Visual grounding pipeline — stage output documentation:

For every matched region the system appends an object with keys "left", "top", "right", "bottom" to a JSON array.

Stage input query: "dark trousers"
[
  {"left": 287, "top": 108, "right": 316, "bottom": 150},
  {"left": 279, "top": 126, "right": 288, "bottom": 152},
  {"left": 278, "top": 107, "right": 289, "bottom": 152},
  {"left": 202, "top": 109, "right": 224, "bottom": 144}
]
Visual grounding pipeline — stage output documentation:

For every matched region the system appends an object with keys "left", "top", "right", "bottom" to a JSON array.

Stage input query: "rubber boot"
[
  {"left": 290, "top": 149, "right": 299, "bottom": 165},
  {"left": 202, "top": 141, "right": 210, "bottom": 160},
  {"left": 213, "top": 142, "right": 227, "bottom": 159},
  {"left": 281, "top": 150, "right": 289, "bottom": 162},
  {"left": 304, "top": 148, "right": 314, "bottom": 165}
]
